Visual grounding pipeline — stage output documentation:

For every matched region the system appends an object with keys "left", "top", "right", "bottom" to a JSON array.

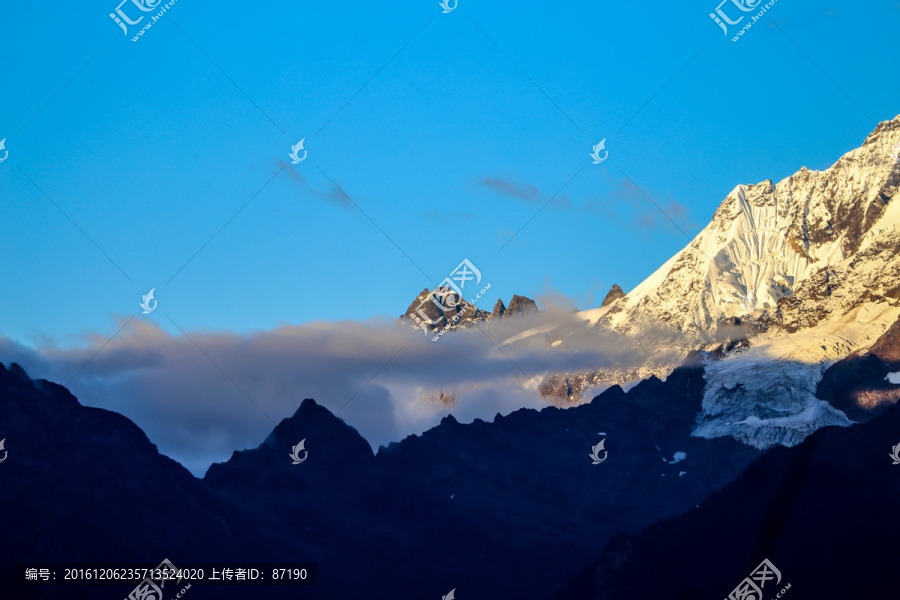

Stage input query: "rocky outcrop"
[
  {"left": 400, "top": 286, "right": 490, "bottom": 333},
  {"left": 400, "top": 289, "right": 538, "bottom": 333},
  {"left": 418, "top": 389, "right": 460, "bottom": 407},
  {"left": 538, "top": 374, "right": 576, "bottom": 406},
  {"left": 505, "top": 294, "right": 539, "bottom": 317},
  {"left": 600, "top": 284, "right": 625, "bottom": 307}
]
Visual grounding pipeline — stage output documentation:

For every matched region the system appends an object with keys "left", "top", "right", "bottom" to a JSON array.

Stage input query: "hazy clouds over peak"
[{"left": 0, "top": 308, "right": 682, "bottom": 476}]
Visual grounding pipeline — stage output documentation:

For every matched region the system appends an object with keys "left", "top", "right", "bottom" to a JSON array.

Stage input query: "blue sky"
[{"left": 2, "top": 0, "right": 899, "bottom": 347}]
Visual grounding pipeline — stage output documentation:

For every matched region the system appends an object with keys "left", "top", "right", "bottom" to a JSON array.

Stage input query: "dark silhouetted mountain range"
[{"left": 2, "top": 357, "right": 760, "bottom": 599}]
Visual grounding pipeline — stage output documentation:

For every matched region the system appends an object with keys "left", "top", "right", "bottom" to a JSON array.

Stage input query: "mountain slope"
[
  {"left": 590, "top": 116, "right": 900, "bottom": 341},
  {"left": 0, "top": 359, "right": 760, "bottom": 599},
  {"left": 0, "top": 362, "right": 313, "bottom": 599},
  {"left": 202, "top": 358, "right": 759, "bottom": 599},
  {"left": 554, "top": 380, "right": 900, "bottom": 599},
  {"left": 520, "top": 117, "right": 900, "bottom": 449}
]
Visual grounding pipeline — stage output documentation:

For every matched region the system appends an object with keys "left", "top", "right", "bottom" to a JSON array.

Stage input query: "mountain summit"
[
  {"left": 533, "top": 116, "right": 900, "bottom": 448},
  {"left": 588, "top": 115, "right": 900, "bottom": 341},
  {"left": 400, "top": 287, "right": 539, "bottom": 333}
]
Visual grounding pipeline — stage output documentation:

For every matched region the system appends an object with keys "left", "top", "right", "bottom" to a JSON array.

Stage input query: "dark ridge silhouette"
[
  {"left": 554, "top": 343, "right": 900, "bottom": 599},
  {"left": 817, "top": 316, "right": 900, "bottom": 421},
  {"left": 1, "top": 358, "right": 767, "bottom": 599}
]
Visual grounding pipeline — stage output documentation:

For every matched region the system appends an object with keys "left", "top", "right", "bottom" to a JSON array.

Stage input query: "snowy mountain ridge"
[
  {"left": 586, "top": 114, "right": 900, "bottom": 341},
  {"left": 536, "top": 115, "right": 900, "bottom": 448}
]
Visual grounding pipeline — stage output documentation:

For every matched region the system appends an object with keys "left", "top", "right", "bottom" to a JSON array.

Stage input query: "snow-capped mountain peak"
[
  {"left": 598, "top": 115, "right": 900, "bottom": 342},
  {"left": 534, "top": 115, "right": 900, "bottom": 449}
]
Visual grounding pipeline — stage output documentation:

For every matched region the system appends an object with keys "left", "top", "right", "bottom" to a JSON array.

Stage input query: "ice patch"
[
  {"left": 694, "top": 341, "right": 853, "bottom": 449},
  {"left": 663, "top": 451, "right": 687, "bottom": 464}
]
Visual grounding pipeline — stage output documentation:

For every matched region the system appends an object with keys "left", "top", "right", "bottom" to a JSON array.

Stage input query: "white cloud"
[{"left": 0, "top": 309, "right": 684, "bottom": 476}]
